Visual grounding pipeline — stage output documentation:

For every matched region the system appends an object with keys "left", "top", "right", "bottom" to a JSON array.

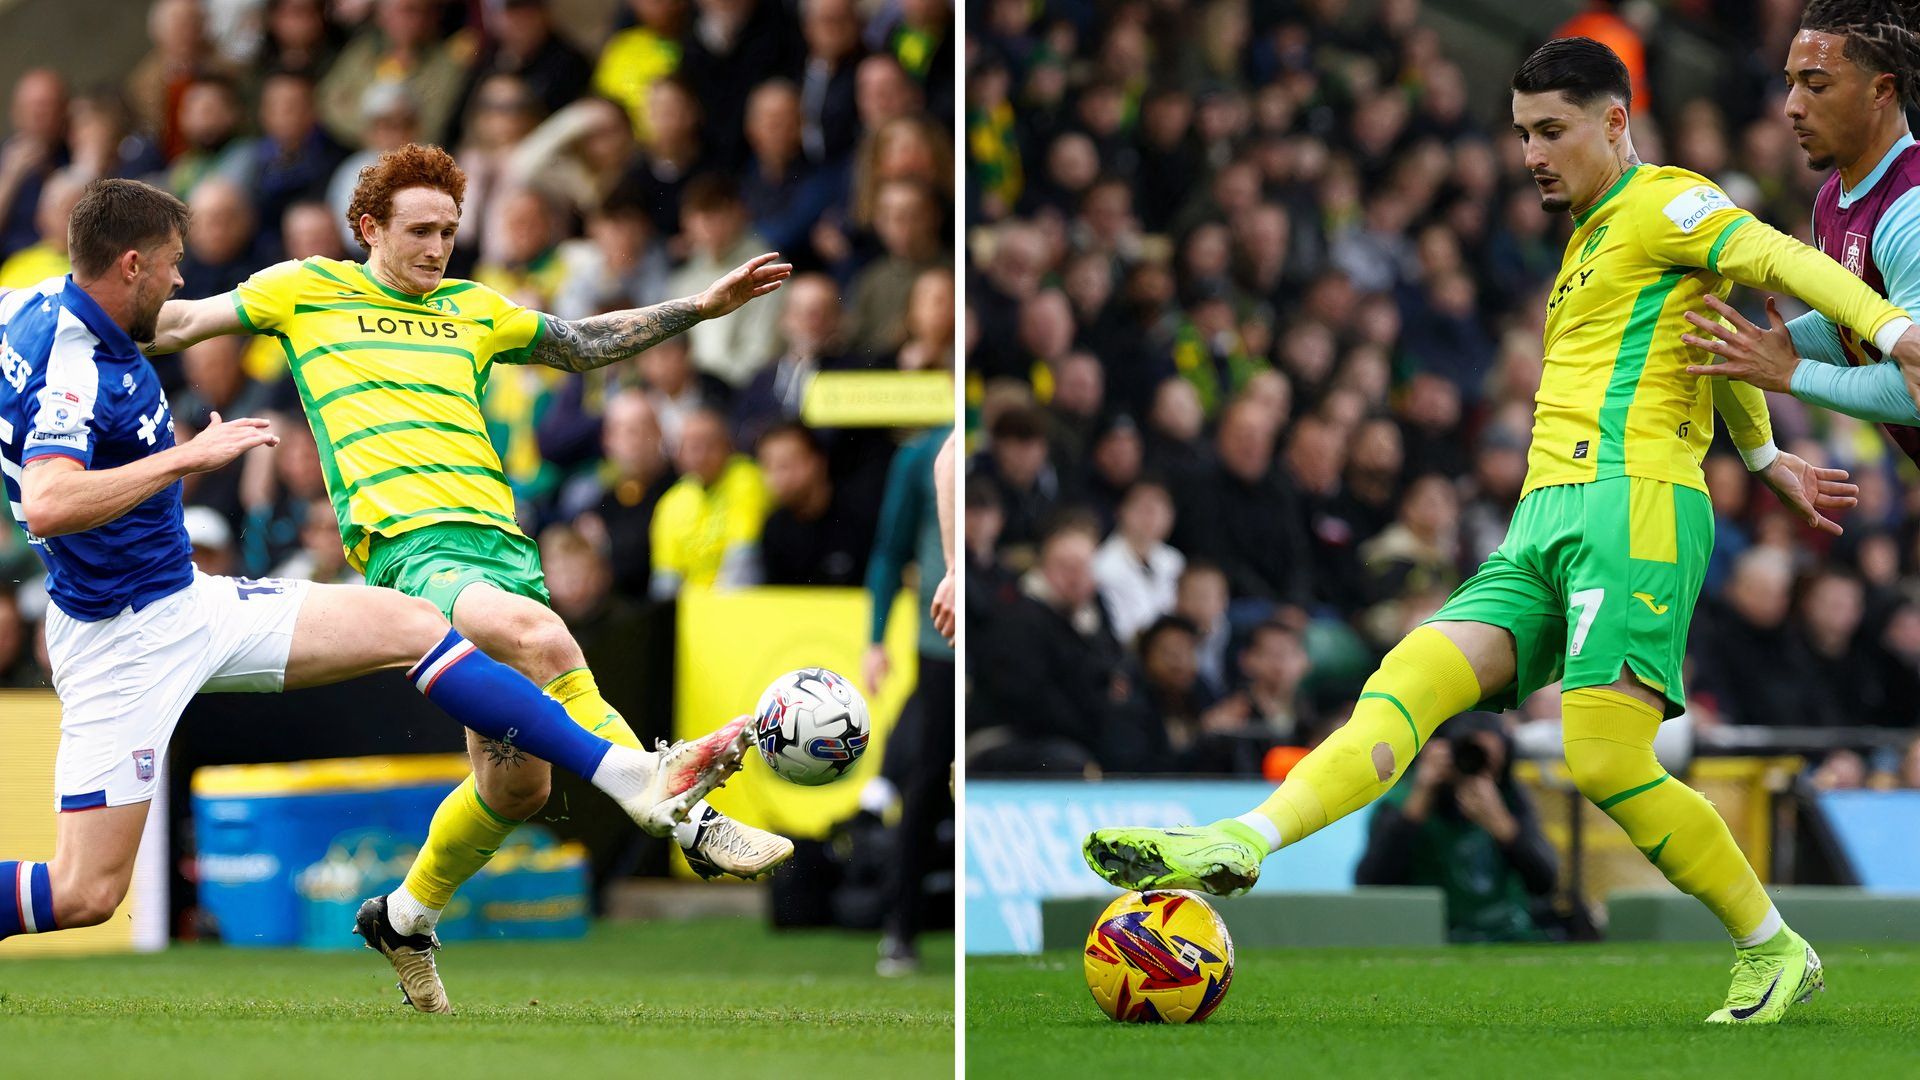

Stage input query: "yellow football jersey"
[
  {"left": 1527, "top": 163, "right": 1906, "bottom": 496},
  {"left": 233, "top": 256, "right": 546, "bottom": 569},
  {"left": 650, "top": 455, "right": 771, "bottom": 590}
]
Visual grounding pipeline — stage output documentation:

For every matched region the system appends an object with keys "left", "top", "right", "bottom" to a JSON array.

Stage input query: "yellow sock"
[
  {"left": 1562, "top": 687, "right": 1776, "bottom": 944},
  {"left": 544, "top": 667, "right": 642, "bottom": 749},
  {"left": 400, "top": 774, "right": 521, "bottom": 911},
  {"left": 1243, "top": 626, "right": 1483, "bottom": 849}
]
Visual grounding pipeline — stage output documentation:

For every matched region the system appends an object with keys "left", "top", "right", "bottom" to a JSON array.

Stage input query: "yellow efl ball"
[{"left": 1082, "top": 890, "right": 1235, "bottom": 1023}]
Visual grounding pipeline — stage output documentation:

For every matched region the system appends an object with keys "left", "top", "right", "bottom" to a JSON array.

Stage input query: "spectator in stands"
[
  {"left": 562, "top": 389, "right": 676, "bottom": 602},
  {"left": 639, "top": 334, "right": 727, "bottom": 456},
  {"left": 1173, "top": 398, "right": 1309, "bottom": 609},
  {"left": 181, "top": 177, "right": 262, "bottom": 297},
  {"left": 593, "top": 0, "right": 690, "bottom": 143},
  {"left": 552, "top": 193, "right": 669, "bottom": 321},
  {"left": 454, "top": 0, "right": 591, "bottom": 134},
  {"left": 167, "top": 75, "right": 250, "bottom": 200},
  {"left": 66, "top": 89, "right": 163, "bottom": 186},
  {"left": 677, "top": 0, "right": 804, "bottom": 174},
  {"left": 741, "top": 79, "right": 843, "bottom": 267},
  {"left": 240, "top": 423, "right": 327, "bottom": 576},
  {"left": 893, "top": 265, "right": 953, "bottom": 371},
  {"left": 1136, "top": 614, "right": 1216, "bottom": 752},
  {"left": 1358, "top": 474, "right": 1462, "bottom": 647},
  {"left": 0, "top": 589, "right": 42, "bottom": 688},
  {"left": 846, "top": 178, "right": 947, "bottom": 358},
  {"left": 242, "top": 72, "right": 346, "bottom": 244},
  {"left": 318, "top": 0, "right": 472, "bottom": 149},
  {"left": 454, "top": 74, "right": 544, "bottom": 268},
  {"left": 1796, "top": 568, "right": 1883, "bottom": 727},
  {"left": 969, "top": 404, "right": 1058, "bottom": 564},
  {"left": 1697, "top": 547, "right": 1824, "bottom": 727},
  {"left": 668, "top": 174, "right": 784, "bottom": 387},
  {"left": 326, "top": 82, "right": 421, "bottom": 249},
  {"left": 509, "top": 95, "right": 638, "bottom": 221},
  {"left": 757, "top": 422, "right": 874, "bottom": 587},
  {"left": 971, "top": 514, "right": 1161, "bottom": 774},
  {"left": 0, "top": 172, "right": 82, "bottom": 288},
  {"left": 271, "top": 501, "right": 360, "bottom": 584},
  {"left": 1224, "top": 621, "right": 1319, "bottom": 745},
  {"left": 129, "top": 1, "right": 222, "bottom": 158},
  {"left": 475, "top": 186, "right": 567, "bottom": 310},
  {"left": 183, "top": 505, "right": 238, "bottom": 576},
  {"left": 1076, "top": 413, "right": 1142, "bottom": 532},
  {"left": 1092, "top": 479, "right": 1183, "bottom": 651},
  {"left": 1356, "top": 715, "right": 1558, "bottom": 942},
  {"left": 1045, "top": 351, "right": 1104, "bottom": 477},
  {"left": 619, "top": 75, "right": 707, "bottom": 239},
  {"left": 733, "top": 272, "right": 844, "bottom": 450},
  {"left": 540, "top": 520, "right": 625, "bottom": 632},
  {"left": 252, "top": 0, "right": 342, "bottom": 87},
  {"left": 650, "top": 406, "right": 771, "bottom": 596},
  {"left": 798, "top": 0, "right": 864, "bottom": 166},
  {"left": 1174, "top": 561, "right": 1231, "bottom": 697}
]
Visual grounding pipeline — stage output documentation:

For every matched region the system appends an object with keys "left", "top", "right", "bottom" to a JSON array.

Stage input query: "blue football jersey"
[{"left": 0, "top": 276, "right": 193, "bottom": 620}]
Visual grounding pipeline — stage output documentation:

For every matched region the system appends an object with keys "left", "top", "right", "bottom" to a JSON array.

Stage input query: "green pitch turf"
[
  {"left": 0, "top": 918, "right": 952, "bottom": 1079},
  {"left": 968, "top": 942, "right": 1920, "bottom": 1078}
]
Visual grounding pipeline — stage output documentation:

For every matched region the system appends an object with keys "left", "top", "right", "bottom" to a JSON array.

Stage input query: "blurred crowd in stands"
[
  {"left": 962, "top": 0, "right": 1920, "bottom": 787},
  {"left": 0, "top": 0, "right": 954, "bottom": 692}
]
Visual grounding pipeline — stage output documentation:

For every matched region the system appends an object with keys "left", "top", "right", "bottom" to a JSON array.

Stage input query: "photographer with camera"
[{"left": 1355, "top": 714, "right": 1558, "bottom": 942}]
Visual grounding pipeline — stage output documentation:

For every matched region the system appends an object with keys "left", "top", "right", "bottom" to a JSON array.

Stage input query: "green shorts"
[
  {"left": 363, "top": 522, "right": 550, "bottom": 620},
  {"left": 1426, "top": 475, "right": 1712, "bottom": 717}
]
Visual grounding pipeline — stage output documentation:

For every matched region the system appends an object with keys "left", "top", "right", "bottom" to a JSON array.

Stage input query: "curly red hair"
[{"left": 345, "top": 143, "right": 468, "bottom": 253}]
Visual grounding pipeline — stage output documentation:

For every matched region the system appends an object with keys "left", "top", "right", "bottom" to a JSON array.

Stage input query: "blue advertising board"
[
  {"left": 965, "top": 779, "right": 1370, "bottom": 954},
  {"left": 1817, "top": 791, "right": 1920, "bottom": 891}
]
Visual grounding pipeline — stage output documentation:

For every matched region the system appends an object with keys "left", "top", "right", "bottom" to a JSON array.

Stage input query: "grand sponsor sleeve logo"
[{"left": 1663, "top": 184, "right": 1736, "bottom": 233}]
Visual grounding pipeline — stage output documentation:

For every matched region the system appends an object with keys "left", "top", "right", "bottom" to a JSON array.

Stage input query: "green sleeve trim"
[
  {"left": 1706, "top": 216, "right": 1752, "bottom": 274},
  {"left": 232, "top": 290, "right": 258, "bottom": 333},
  {"left": 490, "top": 312, "right": 548, "bottom": 367},
  {"left": 1596, "top": 773, "right": 1670, "bottom": 811}
]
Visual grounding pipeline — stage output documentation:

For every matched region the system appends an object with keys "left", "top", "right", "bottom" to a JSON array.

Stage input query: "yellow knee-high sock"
[
  {"left": 1241, "top": 626, "right": 1484, "bottom": 849},
  {"left": 544, "top": 667, "right": 642, "bottom": 749},
  {"left": 1562, "top": 687, "right": 1777, "bottom": 944},
  {"left": 400, "top": 775, "right": 521, "bottom": 912}
]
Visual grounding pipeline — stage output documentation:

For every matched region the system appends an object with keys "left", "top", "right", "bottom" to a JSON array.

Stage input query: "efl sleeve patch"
[{"left": 1663, "top": 184, "right": 1736, "bottom": 233}]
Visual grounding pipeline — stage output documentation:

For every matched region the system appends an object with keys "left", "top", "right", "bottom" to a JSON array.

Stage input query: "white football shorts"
[{"left": 46, "top": 570, "right": 311, "bottom": 810}]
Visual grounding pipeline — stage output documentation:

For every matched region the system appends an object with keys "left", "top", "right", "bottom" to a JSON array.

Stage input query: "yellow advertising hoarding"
[{"left": 674, "top": 588, "right": 921, "bottom": 846}]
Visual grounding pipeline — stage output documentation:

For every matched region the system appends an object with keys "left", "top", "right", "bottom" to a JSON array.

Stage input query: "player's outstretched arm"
[
  {"left": 19, "top": 412, "right": 277, "bottom": 536},
  {"left": 141, "top": 292, "right": 245, "bottom": 356},
  {"left": 1754, "top": 450, "right": 1859, "bottom": 536},
  {"left": 520, "top": 253, "right": 793, "bottom": 373}
]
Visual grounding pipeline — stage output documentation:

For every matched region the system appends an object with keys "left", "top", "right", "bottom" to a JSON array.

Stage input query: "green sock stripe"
[
  {"left": 1358, "top": 691, "right": 1421, "bottom": 751},
  {"left": 469, "top": 786, "right": 528, "bottom": 828},
  {"left": 1596, "top": 773, "right": 1670, "bottom": 811}
]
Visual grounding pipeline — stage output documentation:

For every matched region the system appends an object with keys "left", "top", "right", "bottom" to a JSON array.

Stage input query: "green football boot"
[
  {"left": 1082, "top": 819, "right": 1267, "bottom": 897},
  {"left": 1705, "top": 926, "right": 1824, "bottom": 1024}
]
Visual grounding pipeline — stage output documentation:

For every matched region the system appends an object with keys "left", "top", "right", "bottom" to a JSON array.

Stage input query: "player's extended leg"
[
  {"left": 0, "top": 801, "right": 147, "bottom": 943},
  {"left": 1562, "top": 679, "right": 1822, "bottom": 1024},
  {"left": 385, "top": 584, "right": 791, "bottom": 946},
  {"left": 1083, "top": 620, "right": 1514, "bottom": 894}
]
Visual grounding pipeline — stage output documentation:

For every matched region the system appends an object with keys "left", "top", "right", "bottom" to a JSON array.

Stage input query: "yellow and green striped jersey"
[
  {"left": 233, "top": 256, "right": 546, "bottom": 569},
  {"left": 1528, "top": 163, "right": 1906, "bottom": 496}
]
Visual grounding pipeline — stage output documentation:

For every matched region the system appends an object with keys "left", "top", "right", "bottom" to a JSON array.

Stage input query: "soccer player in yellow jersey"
[
  {"left": 146, "top": 145, "right": 795, "bottom": 1013},
  {"left": 1084, "top": 38, "right": 1920, "bottom": 1024}
]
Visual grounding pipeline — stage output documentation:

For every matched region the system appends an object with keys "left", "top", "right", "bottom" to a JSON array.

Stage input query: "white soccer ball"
[{"left": 752, "top": 667, "right": 872, "bottom": 785}]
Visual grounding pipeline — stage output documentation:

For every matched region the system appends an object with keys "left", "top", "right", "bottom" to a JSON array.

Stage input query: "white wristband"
[
  {"left": 1873, "top": 315, "right": 1913, "bottom": 356},
  {"left": 1740, "top": 438, "right": 1780, "bottom": 473}
]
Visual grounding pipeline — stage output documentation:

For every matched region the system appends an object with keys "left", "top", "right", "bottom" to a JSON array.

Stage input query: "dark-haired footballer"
[{"left": 1083, "top": 36, "right": 1920, "bottom": 1024}]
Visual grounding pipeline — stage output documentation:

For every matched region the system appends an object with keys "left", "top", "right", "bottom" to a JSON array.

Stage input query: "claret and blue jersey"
[{"left": 0, "top": 275, "right": 193, "bottom": 620}]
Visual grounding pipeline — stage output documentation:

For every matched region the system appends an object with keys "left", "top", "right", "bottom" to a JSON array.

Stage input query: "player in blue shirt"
[
  {"left": 0, "top": 180, "right": 754, "bottom": 993},
  {"left": 1681, "top": 3, "right": 1920, "bottom": 445}
]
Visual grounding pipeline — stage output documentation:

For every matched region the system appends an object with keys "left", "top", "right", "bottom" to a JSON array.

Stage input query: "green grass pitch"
[
  {"left": 967, "top": 942, "right": 1920, "bottom": 1078},
  {"left": 0, "top": 918, "right": 953, "bottom": 1079}
]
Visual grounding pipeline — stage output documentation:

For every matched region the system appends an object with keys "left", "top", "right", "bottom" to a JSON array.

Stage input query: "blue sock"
[
  {"left": 408, "top": 630, "right": 613, "bottom": 780},
  {"left": 0, "top": 860, "right": 55, "bottom": 939}
]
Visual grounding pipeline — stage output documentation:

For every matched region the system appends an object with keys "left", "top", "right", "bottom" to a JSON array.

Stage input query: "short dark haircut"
[
  {"left": 757, "top": 421, "right": 822, "bottom": 458},
  {"left": 990, "top": 404, "right": 1050, "bottom": 442},
  {"left": 1244, "top": 619, "right": 1301, "bottom": 651},
  {"left": 1802, "top": 0, "right": 1920, "bottom": 109},
  {"left": 68, "top": 179, "right": 190, "bottom": 278},
  {"left": 1510, "top": 37, "right": 1631, "bottom": 111},
  {"left": 1139, "top": 613, "right": 1200, "bottom": 652}
]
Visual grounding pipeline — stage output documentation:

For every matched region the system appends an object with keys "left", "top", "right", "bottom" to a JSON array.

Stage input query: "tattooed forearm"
[{"left": 524, "top": 299, "right": 703, "bottom": 372}]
